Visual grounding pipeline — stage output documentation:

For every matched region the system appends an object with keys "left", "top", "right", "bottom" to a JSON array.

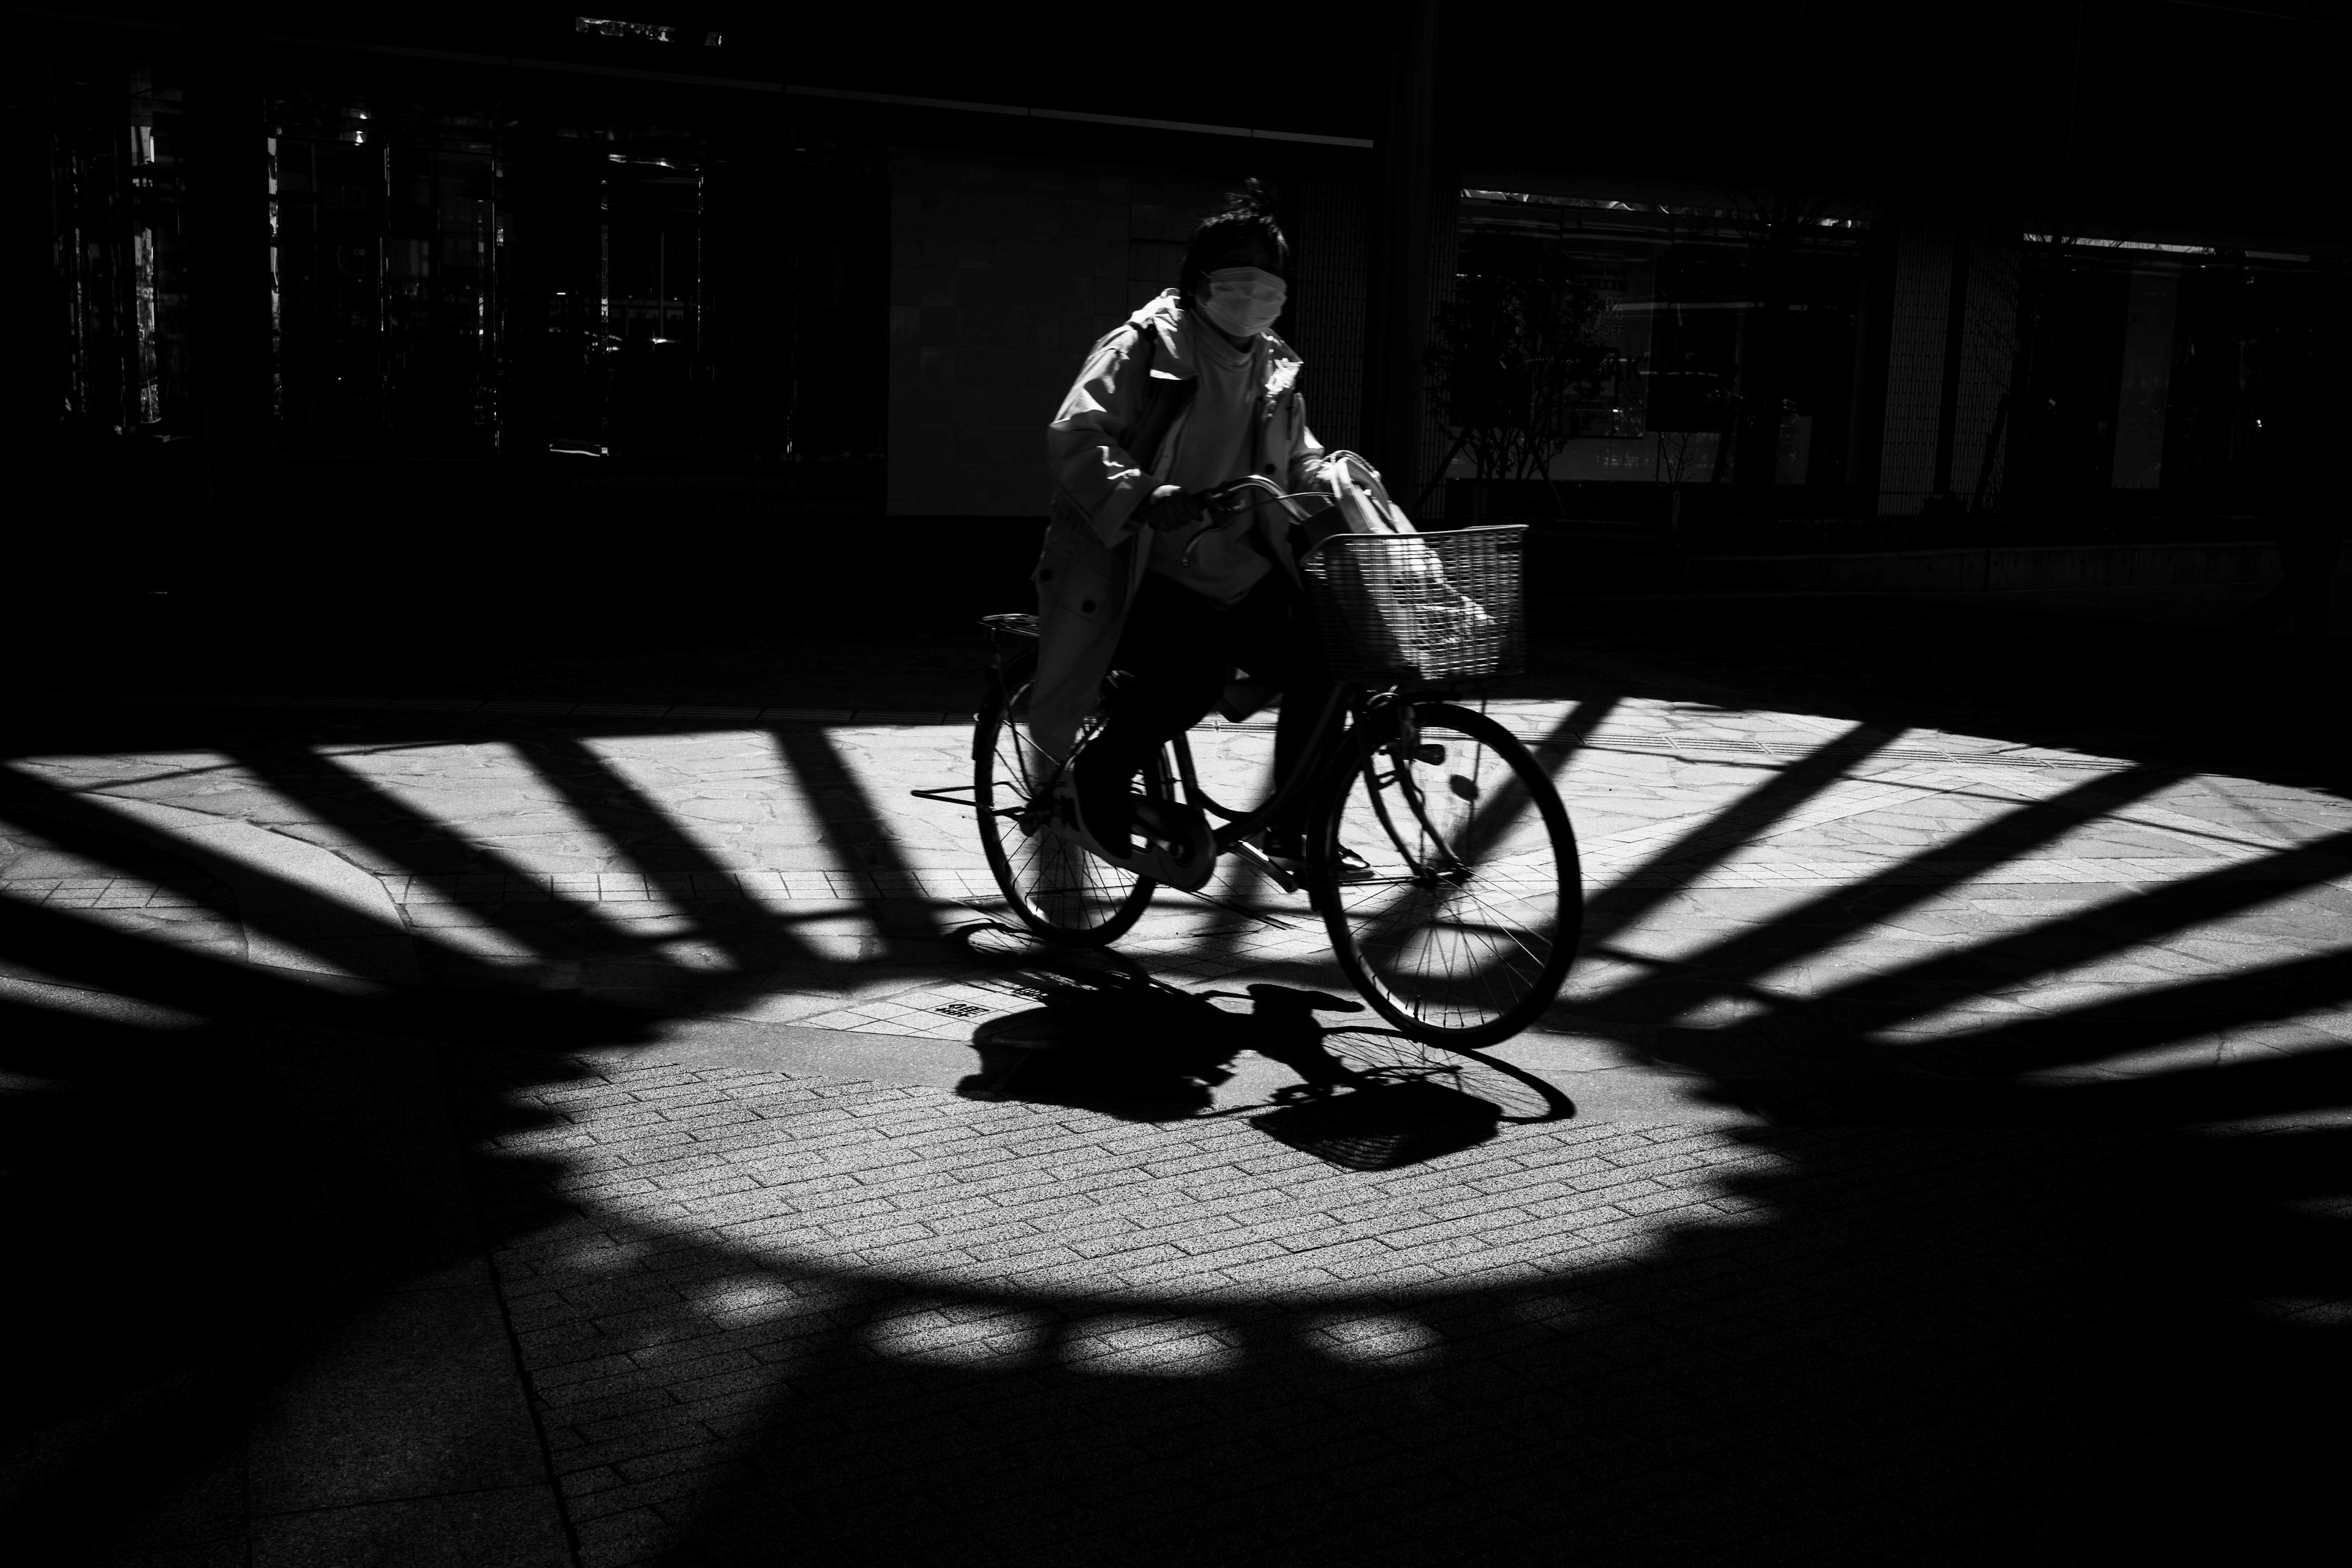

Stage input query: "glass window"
[
  {"left": 269, "top": 86, "right": 722, "bottom": 461},
  {"left": 46, "top": 64, "right": 195, "bottom": 442},
  {"left": 1449, "top": 190, "right": 1866, "bottom": 494}
]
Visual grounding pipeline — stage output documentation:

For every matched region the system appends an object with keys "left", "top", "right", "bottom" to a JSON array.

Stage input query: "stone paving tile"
[
  {"left": 431, "top": 1052, "right": 2346, "bottom": 1564},
  {"left": 0, "top": 877, "right": 210, "bottom": 908},
  {"left": 10, "top": 691, "right": 2350, "bottom": 1080}
]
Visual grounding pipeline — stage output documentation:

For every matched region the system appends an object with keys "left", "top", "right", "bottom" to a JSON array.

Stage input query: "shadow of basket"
[
  {"left": 1315, "top": 1028, "right": 1578, "bottom": 1125},
  {"left": 1248, "top": 1079, "right": 1504, "bottom": 1170}
]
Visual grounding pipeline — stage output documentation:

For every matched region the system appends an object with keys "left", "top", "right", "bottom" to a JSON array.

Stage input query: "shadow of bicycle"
[
  {"left": 948, "top": 929, "right": 1576, "bottom": 1163},
  {"left": 9, "top": 649, "right": 2345, "bottom": 1566}
]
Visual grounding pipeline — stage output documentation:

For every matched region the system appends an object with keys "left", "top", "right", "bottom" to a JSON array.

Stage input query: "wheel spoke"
[
  {"left": 976, "top": 678, "right": 1153, "bottom": 944},
  {"left": 1318, "top": 705, "right": 1579, "bottom": 1044}
]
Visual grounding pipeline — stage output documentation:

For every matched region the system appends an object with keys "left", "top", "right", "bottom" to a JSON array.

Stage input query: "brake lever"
[
  {"left": 1178, "top": 490, "right": 1251, "bottom": 568},
  {"left": 1174, "top": 480, "right": 1331, "bottom": 568}
]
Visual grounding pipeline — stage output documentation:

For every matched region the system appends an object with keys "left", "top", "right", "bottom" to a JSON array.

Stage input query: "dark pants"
[{"left": 1074, "top": 569, "right": 1334, "bottom": 853}]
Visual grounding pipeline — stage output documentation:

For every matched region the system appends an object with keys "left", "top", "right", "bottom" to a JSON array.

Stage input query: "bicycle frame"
[
  {"left": 1152, "top": 680, "right": 1467, "bottom": 894},
  {"left": 1159, "top": 683, "right": 1346, "bottom": 846},
  {"left": 941, "top": 595, "right": 1576, "bottom": 1042},
  {"left": 1350, "top": 714, "right": 1472, "bottom": 881},
  {"left": 1179, "top": 479, "right": 1336, "bottom": 568},
  {"left": 939, "top": 538, "right": 1485, "bottom": 899}
]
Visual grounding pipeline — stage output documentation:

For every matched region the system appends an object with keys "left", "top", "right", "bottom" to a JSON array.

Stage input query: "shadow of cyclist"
[
  {"left": 956, "top": 971, "right": 1357, "bottom": 1120},
  {"left": 954, "top": 958, "right": 1561, "bottom": 1172}
]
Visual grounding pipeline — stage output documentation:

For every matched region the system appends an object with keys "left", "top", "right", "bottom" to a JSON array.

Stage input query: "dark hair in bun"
[{"left": 1180, "top": 177, "right": 1291, "bottom": 300}]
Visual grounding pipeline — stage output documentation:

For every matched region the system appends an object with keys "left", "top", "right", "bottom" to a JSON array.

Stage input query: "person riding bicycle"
[{"left": 1036, "top": 179, "right": 1370, "bottom": 880}]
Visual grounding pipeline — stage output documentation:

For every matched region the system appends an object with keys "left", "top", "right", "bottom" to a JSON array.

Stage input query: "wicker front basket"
[{"left": 1300, "top": 525, "right": 1527, "bottom": 684}]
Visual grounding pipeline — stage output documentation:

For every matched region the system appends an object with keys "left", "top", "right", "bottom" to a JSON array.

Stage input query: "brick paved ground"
[
  {"left": 447, "top": 1053, "right": 2341, "bottom": 1566},
  {"left": 2, "top": 639, "right": 2346, "bottom": 1563},
  {"left": 10, "top": 692, "right": 2347, "bottom": 1065}
]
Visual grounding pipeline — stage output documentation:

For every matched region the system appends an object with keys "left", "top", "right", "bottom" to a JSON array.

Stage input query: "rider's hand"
[{"left": 1137, "top": 484, "right": 1204, "bottom": 533}]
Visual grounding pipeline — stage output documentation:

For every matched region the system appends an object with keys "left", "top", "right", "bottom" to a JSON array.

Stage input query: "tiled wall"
[
  {"left": 1877, "top": 222, "right": 2022, "bottom": 514},
  {"left": 1416, "top": 191, "right": 1462, "bottom": 521},
  {"left": 1950, "top": 235, "right": 2021, "bottom": 507},
  {"left": 1283, "top": 175, "right": 1370, "bottom": 462},
  {"left": 1877, "top": 222, "right": 1953, "bottom": 510},
  {"left": 2109, "top": 263, "right": 2180, "bottom": 490}
]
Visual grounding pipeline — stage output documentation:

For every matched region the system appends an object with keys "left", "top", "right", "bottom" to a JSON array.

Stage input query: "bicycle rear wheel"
[
  {"left": 1313, "top": 703, "right": 1580, "bottom": 1046},
  {"left": 974, "top": 672, "right": 1155, "bottom": 946}
]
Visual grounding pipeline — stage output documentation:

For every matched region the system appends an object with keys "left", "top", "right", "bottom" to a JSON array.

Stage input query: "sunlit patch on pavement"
[
  {"left": 12, "top": 701, "right": 2350, "bottom": 1104},
  {"left": 1668, "top": 993, "right": 1778, "bottom": 1028},
  {"left": 0, "top": 972, "right": 209, "bottom": 1031},
  {"left": 1060, "top": 1313, "right": 1243, "bottom": 1376},
  {"left": 2245, "top": 1297, "right": 2352, "bottom": 1327},
  {"left": 12, "top": 688, "right": 2347, "bottom": 1566},
  {"left": 1305, "top": 1311, "right": 1441, "bottom": 1365},
  {"left": 699, "top": 1276, "right": 815, "bottom": 1329},
  {"left": 862, "top": 1298, "right": 1049, "bottom": 1367}
]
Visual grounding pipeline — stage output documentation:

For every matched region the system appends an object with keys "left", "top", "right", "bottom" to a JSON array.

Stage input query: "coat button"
[{"left": 1080, "top": 599, "right": 1096, "bottom": 613}]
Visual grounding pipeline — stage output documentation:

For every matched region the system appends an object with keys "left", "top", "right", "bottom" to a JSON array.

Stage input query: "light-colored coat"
[{"left": 1033, "top": 290, "right": 1335, "bottom": 761}]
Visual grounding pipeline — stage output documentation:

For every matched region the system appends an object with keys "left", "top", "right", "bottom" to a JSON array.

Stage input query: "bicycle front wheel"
[
  {"left": 1313, "top": 703, "right": 1580, "bottom": 1046},
  {"left": 974, "top": 673, "right": 1155, "bottom": 946}
]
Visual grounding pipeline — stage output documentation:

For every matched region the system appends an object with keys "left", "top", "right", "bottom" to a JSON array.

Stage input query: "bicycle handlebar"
[
  {"left": 1175, "top": 478, "right": 1338, "bottom": 566},
  {"left": 1191, "top": 475, "right": 1330, "bottom": 514}
]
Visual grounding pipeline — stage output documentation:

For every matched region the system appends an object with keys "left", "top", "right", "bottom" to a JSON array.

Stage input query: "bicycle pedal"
[{"left": 1127, "top": 801, "right": 1216, "bottom": 892}]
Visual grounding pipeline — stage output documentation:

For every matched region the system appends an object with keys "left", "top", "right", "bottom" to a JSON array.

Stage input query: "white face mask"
[{"left": 1199, "top": 266, "right": 1287, "bottom": 338}]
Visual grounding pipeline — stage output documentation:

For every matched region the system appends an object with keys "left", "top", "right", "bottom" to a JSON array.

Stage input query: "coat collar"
[{"left": 1130, "top": 288, "right": 1304, "bottom": 386}]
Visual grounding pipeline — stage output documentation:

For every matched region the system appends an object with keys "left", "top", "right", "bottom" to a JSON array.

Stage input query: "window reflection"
[{"left": 1448, "top": 190, "right": 1866, "bottom": 496}]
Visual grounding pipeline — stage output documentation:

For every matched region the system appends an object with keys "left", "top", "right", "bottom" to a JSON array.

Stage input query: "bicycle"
[{"left": 927, "top": 468, "right": 1582, "bottom": 1049}]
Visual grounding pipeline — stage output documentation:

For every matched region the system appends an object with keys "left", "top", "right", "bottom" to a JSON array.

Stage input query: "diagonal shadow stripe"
[
  {"left": 1368, "top": 712, "right": 1904, "bottom": 1011},
  {"left": 1701, "top": 1038, "right": 2352, "bottom": 1128},
  {"left": 0, "top": 992, "right": 211, "bottom": 1074},
  {"left": 1449, "top": 693, "right": 1622, "bottom": 868},
  {"left": 0, "top": 772, "right": 502, "bottom": 989},
  {"left": 1891, "top": 946, "right": 2352, "bottom": 1078},
  {"left": 1588, "top": 761, "right": 2195, "bottom": 1019},
  {"left": 1191, "top": 694, "right": 1627, "bottom": 978},
  {"left": 503, "top": 732, "right": 795, "bottom": 957},
  {"left": 0, "top": 893, "right": 646, "bottom": 1049},
  {"left": 772, "top": 725, "right": 952, "bottom": 947},
  {"left": 2020, "top": 1042, "right": 2352, "bottom": 1125},
  {"left": 1580, "top": 720, "right": 1909, "bottom": 943},
  {"left": 218, "top": 738, "right": 662, "bottom": 967},
  {"left": 0, "top": 893, "right": 500, "bottom": 1044},
  {"left": 1776, "top": 829, "right": 2352, "bottom": 1041}
]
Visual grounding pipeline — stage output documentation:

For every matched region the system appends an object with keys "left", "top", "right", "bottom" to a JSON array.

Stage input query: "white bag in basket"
[{"left": 1315, "top": 453, "right": 1496, "bottom": 672}]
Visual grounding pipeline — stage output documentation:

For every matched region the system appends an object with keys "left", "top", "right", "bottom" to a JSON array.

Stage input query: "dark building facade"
[{"left": 12, "top": 3, "right": 2349, "bottom": 633}]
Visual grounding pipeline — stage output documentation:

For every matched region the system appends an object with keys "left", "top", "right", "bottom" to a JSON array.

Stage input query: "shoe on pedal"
[
  {"left": 1047, "top": 775, "right": 1216, "bottom": 892},
  {"left": 1258, "top": 833, "right": 1376, "bottom": 883},
  {"left": 1128, "top": 796, "right": 1217, "bottom": 892}
]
